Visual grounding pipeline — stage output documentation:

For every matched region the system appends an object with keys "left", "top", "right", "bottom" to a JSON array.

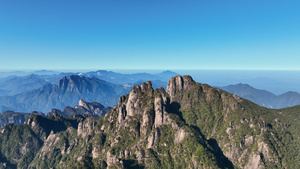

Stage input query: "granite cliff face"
[{"left": 0, "top": 75, "right": 298, "bottom": 169}]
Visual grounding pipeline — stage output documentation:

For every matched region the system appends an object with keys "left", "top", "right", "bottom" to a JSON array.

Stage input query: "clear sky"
[{"left": 0, "top": 0, "right": 299, "bottom": 70}]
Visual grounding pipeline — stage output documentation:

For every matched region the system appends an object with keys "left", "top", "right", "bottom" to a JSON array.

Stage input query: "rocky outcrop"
[
  {"left": 154, "top": 90, "right": 169, "bottom": 128},
  {"left": 116, "top": 81, "right": 170, "bottom": 131},
  {"left": 47, "top": 99, "right": 111, "bottom": 117},
  {"left": 167, "top": 75, "right": 196, "bottom": 102},
  {"left": 117, "top": 95, "right": 127, "bottom": 124},
  {"left": 74, "top": 99, "right": 110, "bottom": 117},
  {"left": 244, "top": 153, "right": 264, "bottom": 169},
  {"left": 77, "top": 117, "right": 97, "bottom": 140},
  {"left": 174, "top": 128, "right": 187, "bottom": 144},
  {"left": 106, "top": 151, "right": 123, "bottom": 168},
  {"left": 125, "top": 86, "right": 142, "bottom": 117}
]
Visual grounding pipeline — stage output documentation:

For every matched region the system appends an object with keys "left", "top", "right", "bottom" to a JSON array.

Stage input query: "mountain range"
[
  {"left": 0, "top": 70, "right": 60, "bottom": 78},
  {"left": 0, "top": 75, "right": 298, "bottom": 168},
  {"left": 0, "top": 70, "right": 178, "bottom": 113},
  {"left": 221, "top": 83, "right": 300, "bottom": 108},
  {"left": 0, "top": 75, "right": 127, "bottom": 113},
  {"left": 78, "top": 70, "right": 178, "bottom": 85},
  {"left": 1, "top": 70, "right": 299, "bottom": 114},
  {"left": 0, "top": 74, "right": 49, "bottom": 96},
  {"left": 0, "top": 70, "right": 178, "bottom": 96}
]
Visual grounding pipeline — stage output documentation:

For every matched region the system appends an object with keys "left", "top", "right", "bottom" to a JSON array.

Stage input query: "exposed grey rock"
[
  {"left": 117, "top": 95, "right": 127, "bottom": 124},
  {"left": 47, "top": 99, "right": 110, "bottom": 117},
  {"left": 174, "top": 128, "right": 187, "bottom": 144},
  {"left": 167, "top": 75, "right": 195, "bottom": 102},
  {"left": 126, "top": 86, "right": 142, "bottom": 117},
  {"left": 77, "top": 117, "right": 97, "bottom": 140}
]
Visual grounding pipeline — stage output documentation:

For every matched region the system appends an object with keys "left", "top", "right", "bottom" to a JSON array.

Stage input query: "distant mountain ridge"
[
  {"left": 0, "top": 70, "right": 178, "bottom": 113},
  {"left": 0, "top": 75, "right": 127, "bottom": 113},
  {"left": 77, "top": 70, "right": 178, "bottom": 85},
  {"left": 221, "top": 83, "right": 300, "bottom": 108},
  {"left": 0, "top": 74, "right": 49, "bottom": 96},
  {"left": 0, "top": 70, "right": 178, "bottom": 97}
]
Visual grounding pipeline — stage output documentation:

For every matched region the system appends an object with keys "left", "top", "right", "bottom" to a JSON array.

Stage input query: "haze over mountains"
[
  {"left": 176, "top": 70, "right": 300, "bottom": 95},
  {"left": 0, "top": 75, "right": 127, "bottom": 113},
  {"left": 1, "top": 70, "right": 300, "bottom": 113},
  {"left": 0, "top": 70, "right": 178, "bottom": 113},
  {"left": 0, "top": 74, "right": 49, "bottom": 96},
  {"left": 221, "top": 83, "right": 300, "bottom": 109}
]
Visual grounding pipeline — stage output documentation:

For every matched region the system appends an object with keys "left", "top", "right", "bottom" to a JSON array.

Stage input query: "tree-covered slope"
[{"left": 167, "top": 76, "right": 300, "bottom": 168}]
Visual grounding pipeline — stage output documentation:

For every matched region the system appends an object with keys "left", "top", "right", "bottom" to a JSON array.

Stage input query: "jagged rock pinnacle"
[
  {"left": 167, "top": 75, "right": 195, "bottom": 102},
  {"left": 79, "top": 99, "right": 86, "bottom": 107}
]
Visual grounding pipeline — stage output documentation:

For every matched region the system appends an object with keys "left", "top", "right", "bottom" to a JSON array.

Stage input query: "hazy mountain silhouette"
[
  {"left": 221, "top": 83, "right": 300, "bottom": 108},
  {"left": 0, "top": 75, "right": 128, "bottom": 113}
]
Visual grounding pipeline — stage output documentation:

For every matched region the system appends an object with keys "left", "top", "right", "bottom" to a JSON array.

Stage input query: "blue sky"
[{"left": 0, "top": 0, "right": 299, "bottom": 70}]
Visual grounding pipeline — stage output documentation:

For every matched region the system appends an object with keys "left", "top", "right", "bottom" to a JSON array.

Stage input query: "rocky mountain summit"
[
  {"left": 0, "top": 75, "right": 298, "bottom": 168},
  {"left": 47, "top": 99, "right": 111, "bottom": 117}
]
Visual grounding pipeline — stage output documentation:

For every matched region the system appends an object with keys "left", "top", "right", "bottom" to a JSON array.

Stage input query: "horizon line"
[{"left": 1, "top": 68, "right": 300, "bottom": 72}]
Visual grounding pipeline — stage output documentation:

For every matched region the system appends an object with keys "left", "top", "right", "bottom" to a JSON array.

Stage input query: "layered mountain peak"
[
  {"left": 58, "top": 76, "right": 69, "bottom": 89},
  {"left": 58, "top": 75, "right": 89, "bottom": 93}
]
